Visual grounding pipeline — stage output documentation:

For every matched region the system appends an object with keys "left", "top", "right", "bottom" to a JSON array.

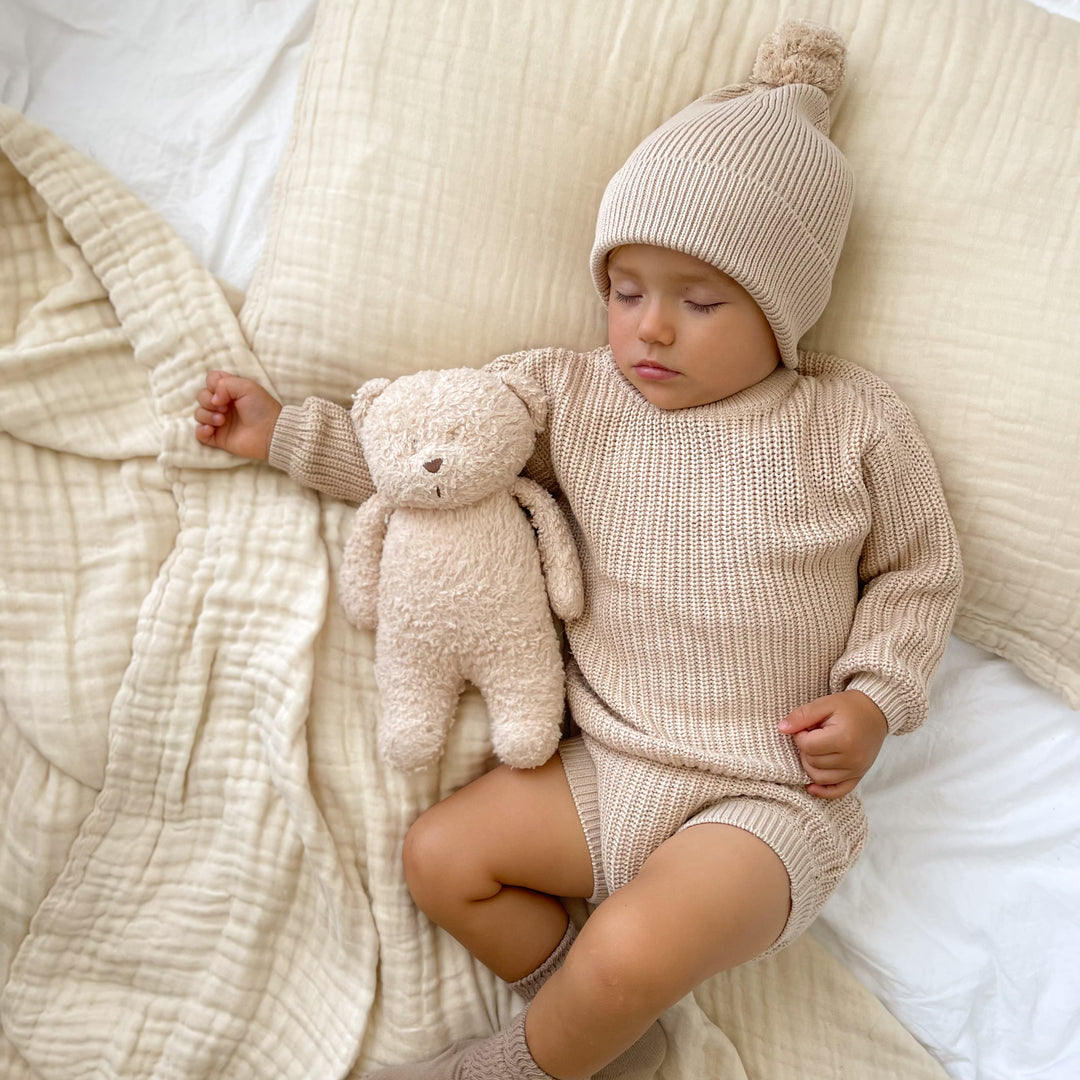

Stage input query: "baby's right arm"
[
  {"left": 195, "top": 370, "right": 282, "bottom": 460},
  {"left": 194, "top": 370, "right": 374, "bottom": 503}
]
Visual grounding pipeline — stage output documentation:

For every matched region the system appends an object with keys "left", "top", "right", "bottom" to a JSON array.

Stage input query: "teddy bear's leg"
[
  {"left": 471, "top": 636, "right": 565, "bottom": 769},
  {"left": 376, "top": 647, "right": 464, "bottom": 771}
]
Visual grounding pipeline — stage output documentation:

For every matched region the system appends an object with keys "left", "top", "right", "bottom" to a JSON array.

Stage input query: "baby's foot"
[
  {"left": 360, "top": 1012, "right": 545, "bottom": 1079},
  {"left": 359, "top": 1012, "right": 666, "bottom": 1080}
]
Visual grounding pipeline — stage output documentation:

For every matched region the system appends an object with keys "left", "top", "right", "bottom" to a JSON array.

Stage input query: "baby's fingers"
[
  {"left": 195, "top": 420, "right": 219, "bottom": 445},
  {"left": 203, "top": 370, "right": 247, "bottom": 408},
  {"left": 803, "top": 763, "right": 856, "bottom": 786},
  {"left": 196, "top": 387, "right": 226, "bottom": 413},
  {"left": 194, "top": 405, "right": 225, "bottom": 428},
  {"left": 204, "top": 369, "right": 233, "bottom": 392},
  {"left": 806, "top": 777, "right": 860, "bottom": 800}
]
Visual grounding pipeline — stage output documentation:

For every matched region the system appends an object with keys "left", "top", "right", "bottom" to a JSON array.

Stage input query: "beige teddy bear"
[{"left": 339, "top": 366, "right": 584, "bottom": 771}]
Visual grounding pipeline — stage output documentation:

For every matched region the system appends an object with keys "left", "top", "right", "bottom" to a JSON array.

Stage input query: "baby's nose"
[{"left": 423, "top": 458, "right": 443, "bottom": 473}]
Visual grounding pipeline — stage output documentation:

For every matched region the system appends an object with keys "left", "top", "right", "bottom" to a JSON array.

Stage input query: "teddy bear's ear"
[
  {"left": 498, "top": 370, "right": 548, "bottom": 433},
  {"left": 350, "top": 377, "right": 392, "bottom": 426}
]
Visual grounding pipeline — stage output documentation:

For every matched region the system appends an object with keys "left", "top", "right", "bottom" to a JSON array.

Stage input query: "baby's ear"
[
  {"left": 350, "top": 377, "right": 391, "bottom": 426},
  {"left": 498, "top": 370, "right": 548, "bottom": 433}
]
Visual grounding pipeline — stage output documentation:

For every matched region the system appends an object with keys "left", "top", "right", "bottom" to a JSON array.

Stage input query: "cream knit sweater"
[{"left": 269, "top": 348, "right": 962, "bottom": 785}]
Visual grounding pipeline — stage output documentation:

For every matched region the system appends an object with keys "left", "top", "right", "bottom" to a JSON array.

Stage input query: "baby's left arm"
[
  {"left": 826, "top": 390, "right": 963, "bottom": 746},
  {"left": 782, "top": 383, "right": 964, "bottom": 798}
]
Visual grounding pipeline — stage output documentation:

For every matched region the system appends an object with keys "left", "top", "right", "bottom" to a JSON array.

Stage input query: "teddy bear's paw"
[
  {"left": 545, "top": 571, "right": 585, "bottom": 622},
  {"left": 490, "top": 719, "right": 561, "bottom": 770},
  {"left": 339, "top": 590, "right": 378, "bottom": 631}
]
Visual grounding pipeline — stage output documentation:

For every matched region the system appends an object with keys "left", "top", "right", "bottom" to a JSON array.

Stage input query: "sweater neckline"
[{"left": 600, "top": 347, "right": 801, "bottom": 419}]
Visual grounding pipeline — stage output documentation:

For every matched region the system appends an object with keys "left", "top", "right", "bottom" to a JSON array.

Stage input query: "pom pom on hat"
[{"left": 751, "top": 20, "right": 846, "bottom": 96}]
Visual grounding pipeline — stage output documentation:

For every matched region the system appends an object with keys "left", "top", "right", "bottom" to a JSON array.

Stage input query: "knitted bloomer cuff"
[
  {"left": 682, "top": 797, "right": 826, "bottom": 955},
  {"left": 558, "top": 737, "right": 608, "bottom": 904}
]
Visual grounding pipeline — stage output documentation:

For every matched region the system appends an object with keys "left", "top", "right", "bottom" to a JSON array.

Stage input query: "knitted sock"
[
  {"left": 592, "top": 1021, "right": 666, "bottom": 1080},
  {"left": 360, "top": 1010, "right": 548, "bottom": 1080},
  {"left": 508, "top": 918, "right": 667, "bottom": 1080},
  {"left": 508, "top": 920, "right": 577, "bottom": 1002}
]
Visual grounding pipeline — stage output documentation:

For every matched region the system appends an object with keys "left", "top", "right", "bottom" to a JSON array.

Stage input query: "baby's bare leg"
[
  {"left": 527, "top": 823, "right": 791, "bottom": 1080},
  {"left": 402, "top": 754, "right": 593, "bottom": 981}
]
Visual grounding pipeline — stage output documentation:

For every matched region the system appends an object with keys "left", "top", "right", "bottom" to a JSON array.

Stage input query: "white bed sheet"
[
  {"left": 1, "top": 3, "right": 1077, "bottom": 1079},
  {"left": 816, "top": 636, "right": 1080, "bottom": 1080},
  {"left": 0, "top": 0, "right": 317, "bottom": 290}
]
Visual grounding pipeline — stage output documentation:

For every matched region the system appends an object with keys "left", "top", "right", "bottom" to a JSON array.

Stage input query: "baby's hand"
[
  {"left": 194, "top": 370, "right": 282, "bottom": 460},
  {"left": 778, "top": 690, "right": 888, "bottom": 800}
]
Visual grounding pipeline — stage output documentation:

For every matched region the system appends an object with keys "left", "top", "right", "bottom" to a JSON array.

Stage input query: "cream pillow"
[{"left": 243, "top": 0, "right": 1080, "bottom": 707}]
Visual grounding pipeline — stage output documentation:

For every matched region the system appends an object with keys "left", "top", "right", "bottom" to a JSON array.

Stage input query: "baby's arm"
[
  {"left": 783, "top": 394, "right": 962, "bottom": 799},
  {"left": 195, "top": 370, "right": 282, "bottom": 459},
  {"left": 780, "top": 384, "right": 963, "bottom": 799},
  {"left": 194, "top": 370, "right": 375, "bottom": 503},
  {"left": 829, "top": 403, "right": 963, "bottom": 737}
]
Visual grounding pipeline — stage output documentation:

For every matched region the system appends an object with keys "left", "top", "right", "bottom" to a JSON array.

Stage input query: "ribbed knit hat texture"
[{"left": 590, "top": 21, "right": 854, "bottom": 371}]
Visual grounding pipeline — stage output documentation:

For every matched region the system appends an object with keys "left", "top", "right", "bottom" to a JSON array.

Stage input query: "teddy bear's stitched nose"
[{"left": 423, "top": 458, "right": 443, "bottom": 473}]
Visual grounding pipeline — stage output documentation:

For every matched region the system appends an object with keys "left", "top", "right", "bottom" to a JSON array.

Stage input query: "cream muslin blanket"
[{"left": 0, "top": 103, "right": 948, "bottom": 1076}]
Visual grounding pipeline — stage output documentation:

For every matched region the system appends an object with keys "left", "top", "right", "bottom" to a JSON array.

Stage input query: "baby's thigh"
[
  {"left": 579, "top": 822, "right": 791, "bottom": 1001},
  {"left": 402, "top": 753, "right": 595, "bottom": 902}
]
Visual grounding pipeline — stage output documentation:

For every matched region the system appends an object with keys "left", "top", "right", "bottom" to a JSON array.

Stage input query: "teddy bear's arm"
[
  {"left": 510, "top": 477, "right": 584, "bottom": 622},
  {"left": 339, "top": 493, "right": 391, "bottom": 630}
]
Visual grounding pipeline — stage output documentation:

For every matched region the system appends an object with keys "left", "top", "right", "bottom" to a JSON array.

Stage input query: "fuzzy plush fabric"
[{"left": 338, "top": 367, "right": 584, "bottom": 770}]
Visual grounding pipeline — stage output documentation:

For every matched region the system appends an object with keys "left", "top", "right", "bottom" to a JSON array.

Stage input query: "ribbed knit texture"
[
  {"left": 270, "top": 347, "right": 961, "bottom": 764},
  {"left": 590, "top": 23, "right": 854, "bottom": 371},
  {"left": 271, "top": 394, "right": 376, "bottom": 504},
  {"left": 559, "top": 734, "right": 863, "bottom": 953},
  {"left": 508, "top": 921, "right": 577, "bottom": 1002}
]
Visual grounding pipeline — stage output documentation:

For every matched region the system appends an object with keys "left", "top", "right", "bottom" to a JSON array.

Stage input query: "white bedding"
[
  {"left": 0, "top": 0, "right": 315, "bottom": 291},
  {"left": 1, "top": 3, "right": 1078, "bottom": 1079}
]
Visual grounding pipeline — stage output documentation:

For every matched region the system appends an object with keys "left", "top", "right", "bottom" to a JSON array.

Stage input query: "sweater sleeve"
[
  {"left": 829, "top": 400, "right": 963, "bottom": 735},
  {"left": 484, "top": 347, "right": 574, "bottom": 494},
  {"left": 267, "top": 396, "right": 374, "bottom": 505}
]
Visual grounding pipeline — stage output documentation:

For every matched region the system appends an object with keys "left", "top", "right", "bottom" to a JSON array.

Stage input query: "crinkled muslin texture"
[
  {"left": 0, "top": 103, "right": 423, "bottom": 1079},
  {"left": 244, "top": 0, "right": 1080, "bottom": 710}
]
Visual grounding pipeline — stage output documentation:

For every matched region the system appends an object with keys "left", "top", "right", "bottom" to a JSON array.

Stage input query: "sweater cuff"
[
  {"left": 842, "top": 673, "right": 922, "bottom": 736},
  {"left": 267, "top": 404, "right": 305, "bottom": 473}
]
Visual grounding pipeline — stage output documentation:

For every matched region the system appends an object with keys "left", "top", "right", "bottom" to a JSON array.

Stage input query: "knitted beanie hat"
[{"left": 590, "top": 21, "right": 854, "bottom": 371}]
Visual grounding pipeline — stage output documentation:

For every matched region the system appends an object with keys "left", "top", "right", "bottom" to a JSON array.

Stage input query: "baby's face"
[{"left": 606, "top": 245, "right": 780, "bottom": 409}]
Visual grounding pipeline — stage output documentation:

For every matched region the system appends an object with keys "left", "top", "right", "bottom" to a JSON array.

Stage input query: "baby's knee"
[
  {"left": 401, "top": 808, "right": 454, "bottom": 911},
  {"left": 564, "top": 909, "right": 662, "bottom": 1014}
]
